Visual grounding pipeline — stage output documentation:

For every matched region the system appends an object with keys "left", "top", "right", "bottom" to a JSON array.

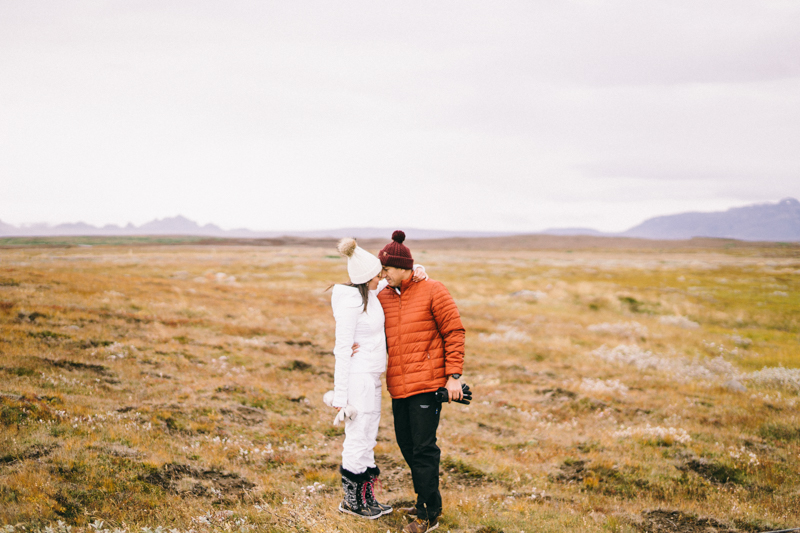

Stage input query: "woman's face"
[{"left": 367, "top": 273, "right": 382, "bottom": 290}]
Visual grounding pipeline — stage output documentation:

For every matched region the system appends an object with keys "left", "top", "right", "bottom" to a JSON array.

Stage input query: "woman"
[{"left": 328, "top": 237, "right": 425, "bottom": 519}]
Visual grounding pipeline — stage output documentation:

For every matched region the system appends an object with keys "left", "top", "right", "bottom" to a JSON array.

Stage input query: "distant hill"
[
  {"left": 2, "top": 198, "right": 798, "bottom": 242},
  {"left": 0, "top": 219, "right": 17, "bottom": 234},
  {"left": 539, "top": 227, "right": 607, "bottom": 236},
  {"left": 283, "top": 227, "right": 515, "bottom": 240},
  {"left": 537, "top": 198, "right": 800, "bottom": 241},
  {"left": 0, "top": 216, "right": 233, "bottom": 238},
  {"left": 621, "top": 198, "right": 800, "bottom": 241},
  {"left": 0, "top": 216, "right": 514, "bottom": 240},
  {"left": 136, "top": 216, "right": 226, "bottom": 236}
]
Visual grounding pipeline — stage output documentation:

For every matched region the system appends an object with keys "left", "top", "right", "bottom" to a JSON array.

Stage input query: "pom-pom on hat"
[
  {"left": 337, "top": 238, "right": 382, "bottom": 285},
  {"left": 378, "top": 230, "right": 414, "bottom": 270}
]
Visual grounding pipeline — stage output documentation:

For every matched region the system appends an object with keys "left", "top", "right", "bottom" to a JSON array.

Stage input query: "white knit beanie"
[{"left": 337, "top": 238, "right": 382, "bottom": 285}]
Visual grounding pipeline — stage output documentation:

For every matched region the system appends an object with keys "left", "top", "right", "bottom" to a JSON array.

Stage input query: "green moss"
[
  {"left": 759, "top": 422, "right": 800, "bottom": 442},
  {"left": 0, "top": 395, "right": 59, "bottom": 426},
  {"left": 28, "top": 330, "right": 70, "bottom": 340},
  {"left": 3, "top": 366, "right": 37, "bottom": 377},
  {"left": 441, "top": 456, "right": 491, "bottom": 481}
]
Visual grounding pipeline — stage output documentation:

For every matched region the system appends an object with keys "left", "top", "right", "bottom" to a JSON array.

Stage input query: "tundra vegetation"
[{"left": 0, "top": 238, "right": 798, "bottom": 533}]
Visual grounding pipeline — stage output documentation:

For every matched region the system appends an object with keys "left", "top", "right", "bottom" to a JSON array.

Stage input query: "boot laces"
[{"left": 362, "top": 479, "right": 372, "bottom": 504}]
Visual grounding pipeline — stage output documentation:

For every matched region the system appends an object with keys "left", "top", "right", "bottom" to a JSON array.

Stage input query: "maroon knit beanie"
[{"left": 379, "top": 230, "right": 414, "bottom": 269}]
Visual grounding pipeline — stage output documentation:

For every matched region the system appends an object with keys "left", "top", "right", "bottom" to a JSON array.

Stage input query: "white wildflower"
[
  {"left": 214, "top": 272, "right": 237, "bottom": 284},
  {"left": 726, "top": 334, "right": 753, "bottom": 347},
  {"left": 727, "top": 446, "right": 759, "bottom": 466},
  {"left": 590, "top": 344, "right": 742, "bottom": 384},
  {"left": 658, "top": 315, "right": 700, "bottom": 329},
  {"left": 579, "top": 378, "right": 628, "bottom": 396},
  {"left": 192, "top": 510, "right": 235, "bottom": 526},
  {"left": 591, "top": 344, "right": 672, "bottom": 371},
  {"left": 479, "top": 326, "right": 531, "bottom": 343},
  {"left": 509, "top": 290, "right": 547, "bottom": 301},
  {"left": 104, "top": 342, "right": 127, "bottom": 359},
  {"left": 613, "top": 423, "right": 691, "bottom": 444},
  {"left": 301, "top": 481, "right": 325, "bottom": 499},
  {"left": 746, "top": 366, "right": 800, "bottom": 391},
  {"left": 588, "top": 321, "right": 648, "bottom": 338}
]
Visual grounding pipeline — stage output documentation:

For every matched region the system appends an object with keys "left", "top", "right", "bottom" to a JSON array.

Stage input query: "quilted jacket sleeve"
[
  {"left": 331, "top": 286, "right": 362, "bottom": 408},
  {"left": 430, "top": 282, "right": 465, "bottom": 376}
]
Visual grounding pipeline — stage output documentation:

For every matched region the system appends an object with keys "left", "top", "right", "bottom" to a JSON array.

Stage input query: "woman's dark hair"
[
  {"left": 349, "top": 282, "right": 370, "bottom": 312},
  {"left": 325, "top": 281, "right": 370, "bottom": 312}
]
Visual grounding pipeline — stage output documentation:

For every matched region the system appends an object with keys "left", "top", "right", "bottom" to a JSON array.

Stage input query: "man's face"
[{"left": 382, "top": 266, "right": 409, "bottom": 288}]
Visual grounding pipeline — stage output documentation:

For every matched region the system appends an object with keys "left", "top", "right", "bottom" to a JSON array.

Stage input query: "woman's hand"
[
  {"left": 351, "top": 342, "right": 360, "bottom": 356},
  {"left": 412, "top": 265, "right": 428, "bottom": 282}
]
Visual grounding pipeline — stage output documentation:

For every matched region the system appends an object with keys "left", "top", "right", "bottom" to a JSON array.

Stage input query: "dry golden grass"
[{"left": 1, "top": 241, "right": 799, "bottom": 533}]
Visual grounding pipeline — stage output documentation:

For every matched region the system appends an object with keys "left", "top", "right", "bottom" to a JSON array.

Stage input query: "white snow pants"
[{"left": 342, "top": 373, "right": 382, "bottom": 474}]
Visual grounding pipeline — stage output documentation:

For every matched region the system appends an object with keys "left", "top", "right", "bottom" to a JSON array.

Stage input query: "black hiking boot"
[
  {"left": 338, "top": 467, "right": 382, "bottom": 519},
  {"left": 365, "top": 466, "right": 392, "bottom": 515}
]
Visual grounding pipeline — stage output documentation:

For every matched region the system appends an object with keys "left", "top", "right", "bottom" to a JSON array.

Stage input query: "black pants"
[{"left": 392, "top": 391, "right": 442, "bottom": 521}]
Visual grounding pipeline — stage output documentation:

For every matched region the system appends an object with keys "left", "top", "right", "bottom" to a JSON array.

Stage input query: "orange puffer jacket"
[{"left": 377, "top": 277, "right": 465, "bottom": 399}]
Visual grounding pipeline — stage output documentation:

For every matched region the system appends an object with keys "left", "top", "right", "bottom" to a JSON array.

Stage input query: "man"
[{"left": 377, "top": 230, "right": 465, "bottom": 533}]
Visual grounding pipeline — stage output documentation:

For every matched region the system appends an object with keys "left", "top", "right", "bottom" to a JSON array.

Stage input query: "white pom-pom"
[
  {"left": 337, "top": 238, "right": 357, "bottom": 258},
  {"left": 323, "top": 390, "right": 334, "bottom": 407}
]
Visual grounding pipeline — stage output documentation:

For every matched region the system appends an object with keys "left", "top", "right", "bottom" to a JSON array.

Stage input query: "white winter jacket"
[{"left": 331, "top": 284, "right": 388, "bottom": 408}]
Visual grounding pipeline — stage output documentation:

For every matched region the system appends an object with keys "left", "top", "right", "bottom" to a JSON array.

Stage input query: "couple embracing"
[{"left": 326, "top": 231, "right": 465, "bottom": 533}]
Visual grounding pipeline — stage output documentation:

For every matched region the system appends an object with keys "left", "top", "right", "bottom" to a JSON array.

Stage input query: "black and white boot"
[
  {"left": 339, "top": 467, "right": 382, "bottom": 519},
  {"left": 365, "top": 466, "right": 392, "bottom": 515}
]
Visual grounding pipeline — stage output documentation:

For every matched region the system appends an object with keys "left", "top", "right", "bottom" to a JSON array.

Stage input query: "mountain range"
[
  {"left": 1, "top": 198, "right": 798, "bottom": 242},
  {"left": 619, "top": 197, "right": 800, "bottom": 241}
]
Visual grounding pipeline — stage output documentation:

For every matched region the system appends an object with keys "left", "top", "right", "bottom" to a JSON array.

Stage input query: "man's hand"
[
  {"left": 435, "top": 383, "right": 472, "bottom": 405},
  {"left": 351, "top": 342, "right": 359, "bottom": 356},
  {"left": 445, "top": 376, "right": 462, "bottom": 403}
]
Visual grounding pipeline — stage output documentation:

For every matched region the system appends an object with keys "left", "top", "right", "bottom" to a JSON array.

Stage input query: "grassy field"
[{"left": 1, "top": 241, "right": 799, "bottom": 533}]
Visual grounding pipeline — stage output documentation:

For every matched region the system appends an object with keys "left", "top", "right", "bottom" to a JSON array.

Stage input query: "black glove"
[{"left": 435, "top": 383, "right": 472, "bottom": 405}]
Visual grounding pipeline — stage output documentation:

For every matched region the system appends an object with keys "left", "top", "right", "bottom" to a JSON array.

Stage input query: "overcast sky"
[{"left": 1, "top": 1, "right": 799, "bottom": 233}]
